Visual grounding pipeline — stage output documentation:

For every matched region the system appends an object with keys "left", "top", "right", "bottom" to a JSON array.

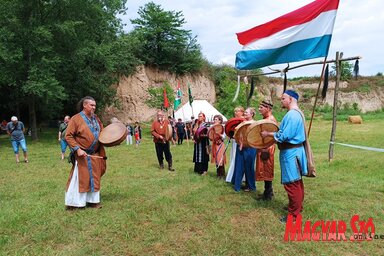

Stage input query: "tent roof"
[{"left": 174, "top": 100, "right": 227, "bottom": 122}]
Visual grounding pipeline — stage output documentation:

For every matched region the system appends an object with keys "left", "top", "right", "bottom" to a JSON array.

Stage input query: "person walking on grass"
[
  {"left": 6, "top": 116, "right": 29, "bottom": 163},
  {"left": 261, "top": 90, "right": 307, "bottom": 223},
  {"left": 58, "top": 115, "right": 70, "bottom": 160},
  {"left": 65, "top": 96, "right": 107, "bottom": 210},
  {"left": 151, "top": 111, "right": 175, "bottom": 171}
]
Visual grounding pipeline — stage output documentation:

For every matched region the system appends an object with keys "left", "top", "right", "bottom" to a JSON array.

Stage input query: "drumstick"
[{"left": 86, "top": 154, "right": 107, "bottom": 160}]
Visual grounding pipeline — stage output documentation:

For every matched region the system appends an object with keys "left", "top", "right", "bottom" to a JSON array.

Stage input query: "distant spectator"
[
  {"left": 134, "top": 122, "right": 142, "bottom": 148},
  {"left": 58, "top": 115, "right": 71, "bottom": 160},
  {"left": 185, "top": 122, "right": 192, "bottom": 139},
  {"left": 126, "top": 123, "right": 133, "bottom": 145},
  {"left": 1, "top": 119, "right": 7, "bottom": 132},
  {"left": 6, "top": 116, "right": 29, "bottom": 163},
  {"left": 175, "top": 118, "right": 186, "bottom": 145}
]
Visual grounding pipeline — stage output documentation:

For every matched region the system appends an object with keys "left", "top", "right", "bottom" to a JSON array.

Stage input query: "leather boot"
[
  {"left": 217, "top": 166, "right": 225, "bottom": 178},
  {"left": 220, "top": 166, "right": 226, "bottom": 178},
  {"left": 168, "top": 160, "right": 175, "bottom": 171}
]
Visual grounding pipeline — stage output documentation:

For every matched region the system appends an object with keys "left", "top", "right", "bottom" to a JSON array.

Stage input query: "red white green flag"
[{"left": 173, "top": 81, "right": 182, "bottom": 109}]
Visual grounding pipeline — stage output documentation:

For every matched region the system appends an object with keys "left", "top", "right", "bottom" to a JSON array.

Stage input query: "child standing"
[{"left": 134, "top": 122, "right": 142, "bottom": 148}]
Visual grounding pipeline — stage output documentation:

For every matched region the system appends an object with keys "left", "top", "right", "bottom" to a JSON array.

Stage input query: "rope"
[{"left": 330, "top": 142, "right": 384, "bottom": 153}]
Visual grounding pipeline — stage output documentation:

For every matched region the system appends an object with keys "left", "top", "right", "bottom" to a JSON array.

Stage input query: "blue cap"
[{"left": 284, "top": 90, "right": 299, "bottom": 101}]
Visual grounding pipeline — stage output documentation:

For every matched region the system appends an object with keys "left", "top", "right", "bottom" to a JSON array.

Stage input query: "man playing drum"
[
  {"left": 65, "top": 96, "right": 107, "bottom": 210},
  {"left": 151, "top": 110, "right": 175, "bottom": 171},
  {"left": 256, "top": 100, "right": 278, "bottom": 200},
  {"left": 261, "top": 90, "right": 308, "bottom": 223}
]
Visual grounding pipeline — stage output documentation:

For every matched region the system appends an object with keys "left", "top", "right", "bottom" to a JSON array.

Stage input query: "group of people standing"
[
  {"left": 125, "top": 122, "right": 142, "bottom": 147},
  {"left": 171, "top": 89, "right": 309, "bottom": 223},
  {"left": 61, "top": 91, "right": 308, "bottom": 223},
  {"left": 225, "top": 90, "right": 308, "bottom": 223}
]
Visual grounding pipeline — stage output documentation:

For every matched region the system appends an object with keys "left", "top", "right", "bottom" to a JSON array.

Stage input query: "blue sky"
[{"left": 120, "top": 0, "right": 383, "bottom": 78}]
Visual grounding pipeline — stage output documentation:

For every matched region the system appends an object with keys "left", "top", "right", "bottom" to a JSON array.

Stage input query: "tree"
[
  {"left": 146, "top": 82, "right": 175, "bottom": 110},
  {"left": 130, "top": 2, "right": 204, "bottom": 75},
  {"left": 0, "top": 0, "right": 140, "bottom": 140},
  {"left": 331, "top": 61, "right": 353, "bottom": 81},
  {"left": 214, "top": 65, "right": 261, "bottom": 118}
]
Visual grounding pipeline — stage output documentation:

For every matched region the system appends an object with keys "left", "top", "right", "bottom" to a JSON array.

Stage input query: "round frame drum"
[
  {"left": 208, "top": 123, "right": 224, "bottom": 141},
  {"left": 99, "top": 122, "right": 128, "bottom": 147},
  {"left": 224, "top": 117, "right": 245, "bottom": 139},
  {"left": 164, "top": 124, "right": 173, "bottom": 142},
  {"left": 246, "top": 119, "right": 279, "bottom": 149},
  {"left": 233, "top": 120, "right": 255, "bottom": 147}
]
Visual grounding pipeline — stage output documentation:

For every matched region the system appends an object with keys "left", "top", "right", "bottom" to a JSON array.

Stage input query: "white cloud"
[{"left": 122, "top": 0, "right": 384, "bottom": 77}]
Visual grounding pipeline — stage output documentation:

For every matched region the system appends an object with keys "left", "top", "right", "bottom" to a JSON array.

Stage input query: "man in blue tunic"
[{"left": 261, "top": 90, "right": 307, "bottom": 223}]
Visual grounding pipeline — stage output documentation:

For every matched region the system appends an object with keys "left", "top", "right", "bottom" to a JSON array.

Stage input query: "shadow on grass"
[{"left": 102, "top": 191, "right": 127, "bottom": 202}]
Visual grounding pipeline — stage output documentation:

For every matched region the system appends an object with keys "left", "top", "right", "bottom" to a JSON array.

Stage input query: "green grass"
[{"left": 0, "top": 119, "right": 383, "bottom": 255}]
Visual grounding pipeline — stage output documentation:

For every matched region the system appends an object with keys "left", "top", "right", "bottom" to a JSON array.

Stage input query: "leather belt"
[{"left": 277, "top": 142, "right": 303, "bottom": 150}]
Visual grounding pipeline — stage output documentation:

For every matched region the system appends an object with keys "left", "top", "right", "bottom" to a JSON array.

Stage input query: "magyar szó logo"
[{"left": 284, "top": 214, "right": 378, "bottom": 242}]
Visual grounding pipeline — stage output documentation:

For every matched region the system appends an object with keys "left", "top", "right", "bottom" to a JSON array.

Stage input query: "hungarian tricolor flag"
[
  {"left": 174, "top": 82, "right": 182, "bottom": 110},
  {"left": 163, "top": 87, "right": 170, "bottom": 109},
  {"left": 235, "top": 0, "right": 340, "bottom": 70}
]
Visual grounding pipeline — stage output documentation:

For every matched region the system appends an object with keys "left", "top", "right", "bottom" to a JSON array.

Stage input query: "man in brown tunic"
[
  {"left": 151, "top": 110, "right": 175, "bottom": 171},
  {"left": 65, "top": 96, "right": 106, "bottom": 210},
  {"left": 256, "top": 100, "right": 278, "bottom": 200}
]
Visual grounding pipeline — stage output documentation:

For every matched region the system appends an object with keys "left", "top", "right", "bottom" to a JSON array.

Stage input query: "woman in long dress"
[
  {"left": 225, "top": 107, "right": 245, "bottom": 183},
  {"left": 193, "top": 112, "right": 210, "bottom": 175}
]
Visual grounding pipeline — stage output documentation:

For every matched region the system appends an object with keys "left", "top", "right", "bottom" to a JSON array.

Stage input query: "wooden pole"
[
  {"left": 307, "top": 57, "right": 328, "bottom": 138},
  {"left": 244, "top": 56, "right": 361, "bottom": 77},
  {"left": 328, "top": 52, "right": 342, "bottom": 161}
]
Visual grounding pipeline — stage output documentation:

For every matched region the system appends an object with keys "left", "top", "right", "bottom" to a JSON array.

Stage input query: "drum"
[
  {"left": 194, "top": 123, "right": 209, "bottom": 142},
  {"left": 99, "top": 122, "right": 128, "bottom": 147},
  {"left": 208, "top": 123, "right": 224, "bottom": 141},
  {"left": 233, "top": 120, "right": 255, "bottom": 147},
  {"left": 164, "top": 124, "right": 173, "bottom": 142},
  {"left": 246, "top": 119, "right": 279, "bottom": 149},
  {"left": 224, "top": 117, "right": 245, "bottom": 139}
]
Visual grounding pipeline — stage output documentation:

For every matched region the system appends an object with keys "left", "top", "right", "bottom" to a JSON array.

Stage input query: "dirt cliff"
[
  {"left": 102, "top": 68, "right": 384, "bottom": 123},
  {"left": 101, "top": 66, "right": 216, "bottom": 124}
]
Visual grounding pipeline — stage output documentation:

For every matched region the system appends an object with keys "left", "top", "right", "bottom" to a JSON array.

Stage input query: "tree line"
[{"left": 0, "top": 1, "right": 205, "bottom": 140}]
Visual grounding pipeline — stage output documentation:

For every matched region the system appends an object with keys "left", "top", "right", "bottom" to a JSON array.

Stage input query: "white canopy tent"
[{"left": 174, "top": 100, "right": 227, "bottom": 123}]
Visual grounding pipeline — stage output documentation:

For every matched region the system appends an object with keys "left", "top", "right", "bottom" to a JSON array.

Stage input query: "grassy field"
[{"left": 0, "top": 118, "right": 383, "bottom": 255}]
